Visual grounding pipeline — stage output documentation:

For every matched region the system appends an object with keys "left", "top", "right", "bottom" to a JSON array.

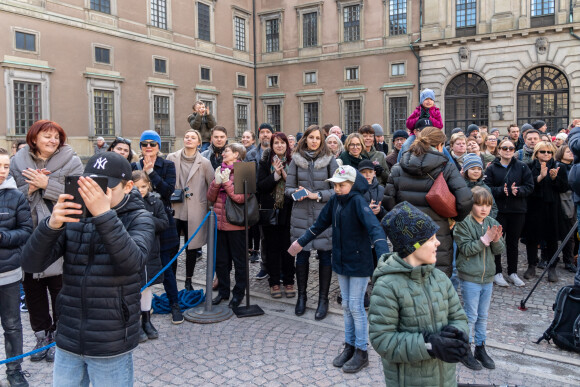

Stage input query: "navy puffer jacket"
[
  {"left": 141, "top": 191, "right": 168, "bottom": 286},
  {"left": 21, "top": 190, "right": 155, "bottom": 357}
]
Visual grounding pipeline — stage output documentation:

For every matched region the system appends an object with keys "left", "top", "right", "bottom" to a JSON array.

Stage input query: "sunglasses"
[
  {"left": 500, "top": 146, "right": 515, "bottom": 151},
  {"left": 116, "top": 136, "right": 131, "bottom": 145},
  {"left": 140, "top": 141, "right": 159, "bottom": 148},
  {"left": 537, "top": 150, "right": 553, "bottom": 155}
]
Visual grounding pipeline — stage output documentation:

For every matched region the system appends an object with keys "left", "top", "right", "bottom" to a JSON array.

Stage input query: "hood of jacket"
[
  {"left": 292, "top": 151, "right": 334, "bottom": 170},
  {"left": 0, "top": 176, "right": 17, "bottom": 191},
  {"left": 372, "top": 252, "right": 435, "bottom": 285},
  {"left": 399, "top": 149, "right": 448, "bottom": 177},
  {"left": 337, "top": 172, "right": 369, "bottom": 204},
  {"left": 112, "top": 188, "right": 146, "bottom": 216}
]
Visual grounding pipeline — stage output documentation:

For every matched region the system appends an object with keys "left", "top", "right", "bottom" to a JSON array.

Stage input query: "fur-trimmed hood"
[{"left": 292, "top": 151, "right": 334, "bottom": 170}]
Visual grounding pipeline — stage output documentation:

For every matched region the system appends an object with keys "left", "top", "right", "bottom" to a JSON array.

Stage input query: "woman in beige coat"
[{"left": 167, "top": 129, "right": 214, "bottom": 290}]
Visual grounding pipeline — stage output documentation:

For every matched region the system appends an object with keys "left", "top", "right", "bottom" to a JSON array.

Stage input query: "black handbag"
[
  {"left": 170, "top": 189, "right": 184, "bottom": 203},
  {"left": 259, "top": 208, "right": 279, "bottom": 226},
  {"left": 225, "top": 194, "right": 259, "bottom": 227}
]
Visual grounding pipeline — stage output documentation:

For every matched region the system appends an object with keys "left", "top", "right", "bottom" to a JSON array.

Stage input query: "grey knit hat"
[{"left": 371, "top": 124, "right": 384, "bottom": 136}]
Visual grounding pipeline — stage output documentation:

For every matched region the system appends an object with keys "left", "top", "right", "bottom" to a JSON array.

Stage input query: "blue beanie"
[
  {"left": 381, "top": 201, "right": 439, "bottom": 258},
  {"left": 140, "top": 130, "right": 161, "bottom": 146},
  {"left": 466, "top": 124, "right": 479, "bottom": 137},
  {"left": 392, "top": 130, "right": 409, "bottom": 142},
  {"left": 462, "top": 153, "right": 483, "bottom": 172},
  {"left": 420, "top": 89, "right": 435, "bottom": 105}
]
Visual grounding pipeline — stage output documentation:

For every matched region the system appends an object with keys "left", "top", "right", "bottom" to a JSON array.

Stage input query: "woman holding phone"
[{"left": 285, "top": 125, "right": 338, "bottom": 320}]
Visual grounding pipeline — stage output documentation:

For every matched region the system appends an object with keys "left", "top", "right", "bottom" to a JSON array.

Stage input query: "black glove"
[
  {"left": 440, "top": 325, "right": 470, "bottom": 344},
  {"left": 374, "top": 165, "right": 384, "bottom": 176},
  {"left": 423, "top": 332, "right": 469, "bottom": 363}
]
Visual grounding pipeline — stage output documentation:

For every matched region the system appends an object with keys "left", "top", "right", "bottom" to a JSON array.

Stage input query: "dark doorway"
[{"left": 444, "top": 73, "right": 489, "bottom": 136}]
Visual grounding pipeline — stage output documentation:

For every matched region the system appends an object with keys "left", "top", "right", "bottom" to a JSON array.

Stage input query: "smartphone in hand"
[
  {"left": 292, "top": 188, "right": 309, "bottom": 201},
  {"left": 64, "top": 176, "right": 109, "bottom": 218}
]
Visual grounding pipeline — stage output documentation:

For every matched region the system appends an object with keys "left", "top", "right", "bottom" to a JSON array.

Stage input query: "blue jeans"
[
  {"left": 397, "top": 134, "right": 454, "bottom": 164},
  {"left": 337, "top": 274, "right": 369, "bottom": 350},
  {"left": 459, "top": 280, "right": 493, "bottom": 346},
  {"left": 52, "top": 348, "right": 133, "bottom": 387},
  {"left": 296, "top": 249, "right": 331, "bottom": 267}
]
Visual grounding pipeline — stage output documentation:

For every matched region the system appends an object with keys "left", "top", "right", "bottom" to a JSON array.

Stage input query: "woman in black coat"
[
  {"left": 522, "top": 142, "right": 569, "bottom": 282},
  {"left": 484, "top": 139, "right": 534, "bottom": 287},
  {"left": 257, "top": 133, "right": 295, "bottom": 299},
  {"left": 384, "top": 127, "right": 473, "bottom": 277}
]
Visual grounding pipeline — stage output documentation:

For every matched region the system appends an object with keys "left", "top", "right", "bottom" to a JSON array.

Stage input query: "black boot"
[
  {"left": 332, "top": 343, "right": 355, "bottom": 367},
  {"left": 460, "top": 347, "right": 482, "bottom": 370},
  {"left": 315, "top": 265, "right": 332, "bottom": 321},
  {"left": 139, "top": 326, "right": 148, "bottom": 343},
  {"left": 548, "top": 267, "right": 559, "bottom": 282},
  {"left": 523, "top": 265, "right": 536, "bottom": 280},
  {"left": 142, "top": 310, "right": 159, "bottom": 339},
  {"left": 474, "top": 343, "right": 495, "bottom": 369},
  {"left": 184, "top": 278, "right": 193, "bottom": 291},
  {"left": 30, "top": 331, "right": 47, "bottom": 362},
  {"left": 295, "top": 263, "right": 309, "bottom": 316},
  {"left": 6, "top": 371, "right": 29, "bottom": 387},
  {"left": 45, "top": 331, "right": 55, "bottom": 362},
  {"left": 342, "top": 348, "right": 369, "bottom": 373}
]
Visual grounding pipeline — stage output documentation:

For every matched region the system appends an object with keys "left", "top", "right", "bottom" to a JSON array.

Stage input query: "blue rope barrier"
[
  {"left": 152, "top": 289, "right": 205, "bottom": 314},
  {"left": 0, "top": 342, "right": 56, "bottom": 365}
]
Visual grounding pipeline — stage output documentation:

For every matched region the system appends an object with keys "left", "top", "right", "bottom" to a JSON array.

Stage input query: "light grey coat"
[
  {"left": 166, "top": 149, "right": 214, "bottom": 249},
  {"left": 285, "top": 151, "right": 338, "bottom": 251}
]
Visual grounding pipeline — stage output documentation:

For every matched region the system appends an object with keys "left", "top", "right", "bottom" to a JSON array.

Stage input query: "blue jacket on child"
[{"left": 297, "top": 172, "right": 389, "bottom": 277}]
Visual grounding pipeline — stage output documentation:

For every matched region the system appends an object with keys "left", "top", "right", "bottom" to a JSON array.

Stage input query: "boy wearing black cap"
[
  {"left": 369, "top": 201, "right": 469, "bottom": 386},
  {"left": 386, "top": 130, "right": 408, "bottom": 170},
  {"left": 22, "top": 152, "right": 155, "bottom": 387}
]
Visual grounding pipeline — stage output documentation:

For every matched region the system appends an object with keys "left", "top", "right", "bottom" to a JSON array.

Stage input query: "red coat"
[
  {"left": 207, "top": 169, "right": 246, "bottom": 231},
  {"left": 406, "top": 105, "right": 443, "bottom": 133}
]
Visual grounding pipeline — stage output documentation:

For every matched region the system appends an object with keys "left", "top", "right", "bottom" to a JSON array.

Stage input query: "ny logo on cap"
[
  {"left": 93, "top": 157, "right": 108, "bottom": 170},
  {"left": 425, "top": 119, "right": 432, "bottom": 126}
]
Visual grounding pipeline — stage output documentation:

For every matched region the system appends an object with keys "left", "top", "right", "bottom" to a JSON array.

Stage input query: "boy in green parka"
[{"left": 369, "top": 202, "right": 470, "bottom": 387}]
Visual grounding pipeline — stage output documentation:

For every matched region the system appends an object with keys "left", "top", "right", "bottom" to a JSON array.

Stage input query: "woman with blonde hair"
[{"left": 337, "top": 133, "right": 367, "bottom": 169}]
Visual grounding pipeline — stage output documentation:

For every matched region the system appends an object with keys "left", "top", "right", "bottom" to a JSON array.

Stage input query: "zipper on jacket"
[
  {"left": 423, "top": 279, "right": 444, "bottom": 386},
  {"left": 80, "top": 232, "right": 95, "bottom": 355}
]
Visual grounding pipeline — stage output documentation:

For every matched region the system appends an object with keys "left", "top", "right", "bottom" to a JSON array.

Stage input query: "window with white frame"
[
  {"left": 151, "top": 0, "right": 167, "bottom": 29},
  {"left": 346, "top": 66, "right": 359, "bottom": 81},
  {"left": 267, "top": 75, "right": 278, "bottom": 88},
  {"left": 198, "top": 2, "right": 211, "bottom": 41},
  {"left": 343, "top": 5, "right": 360, "bottom": 42},
  {"left": 15, "top": 31, "right": 36, "bottom": 52},
  {"left": 200, "top": 66, "right": 211, "bottom": 81},
  {"left": 87, "top": 76, "right": 121, "bottom": 137},
  {"left": 389, "top": 97, "right": 407, "bottom": 132},
  {"left": 304, "top": 102, "right": 319, "bottom": 129},
  {"left": 391, "top": 63, "right": 405, "bottom": 76},
  {"left": 236, "top": 104, "right": 249, "bottom": 137},
  {"left": 91, "top": 0, "right": 111, "bottom": 14},
  {"left": 389, "top": 0, "right": 407, "bottom": 35},
  {"left": 13, "top": 81, "right": 41, "bottom": 135},
  {"left": 305, "top": 71, "right": 317, "bottom": 85},
  {"left": 93, "top": 89, "right": 115, "bottom": 136},
  {"left": 95, "top": 46, "right": 111, "bottom": 64},
  {"left": 234, "top": 16, "right": 246, "bottom": 51},
  {"left": 154, "top": 58, "right": 167, "bottom": 74},
  {"left": 303, "top": 12, "right": 318, "bottom": 47},
  {"left": 265, "top": 18, "right": 279, "bottom": 52},
  {"left": 267, "top": 104, "right": 281, "bottom": 132},
  {"left": 344, "top": 99, "right": 361, "bottom": 134}
]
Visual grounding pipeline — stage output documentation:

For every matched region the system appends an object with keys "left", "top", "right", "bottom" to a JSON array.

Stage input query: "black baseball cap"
[
  {"left": 414, "top": 118, "right": 433, "bottom": 131},
  {"left": 357, "top": 160, "right": 375, "bottom": 172},
  {"left": 83, "top": 152, "right": 133, "bottom": 188}
]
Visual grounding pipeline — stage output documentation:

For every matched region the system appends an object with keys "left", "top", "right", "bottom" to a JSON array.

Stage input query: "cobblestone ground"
[{"left": 2, "top": 241, "right": 579, "bottom": 386}]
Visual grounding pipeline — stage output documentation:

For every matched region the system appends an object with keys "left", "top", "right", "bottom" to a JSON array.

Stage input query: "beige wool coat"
[{"left": 167, "top": 149, "right": 214, "bottom": 249}]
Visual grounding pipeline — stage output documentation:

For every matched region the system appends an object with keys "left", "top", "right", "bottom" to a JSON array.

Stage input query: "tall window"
[
  {"left": 15, "top": 31, "right": 36, "bottom": 52},
  {"left": 267, "top": 105, "right": 281, "bottom": 132},
  {"left": 445, "top": 73, "right": 489, "bottom": 136},
  {"left": 303, "top": 12, "right": 318, "bottom": 47},
  {"left": 151, "top": 0, "right": 167, "bottom": 29},
  {"left": 265, "top": 19, "right": 279, "bottom": 52},
  {"left": 343, "top": 5, "right": 360, "bottom": 42},
  {"left": 304, "top": 102, "right": 319, "bottom": 129},
  {"left": 91, "top": 0, "right": 110, "bottom": 14},
  {"left": 517, "top": 66, "right": 568, "bottom": 132},
  {"left": 389, "top": 97, "right": 407, "bottom": 133},
  {"left": 344, "top": 100, "right": 361, "bottom": 134},
  {"left": 198, "top": 3, "right": 211, "bottom": 41},
  {"left": 154, "top": 96, "right": 170, "bottom": 136},
  {"left": 236, "top": 104, "right": 248, "bottom": 137},
  {"left": 93, "top": 89, "right": 114, "bottom": 136},
  {"left": 531, "top": 0, "right": 555, "bottom": 16},
  {"left": 456, "top": 0, "right": 476, "bottom": 31},
  {"left": 234, "top": 16, "right": 246, "bottom": 51},
  {"left": 389, "top": 0, "right": 407, "bottom": 35},
  {"left": 13, "top": 81, "right": 41, "bottom": 135}
]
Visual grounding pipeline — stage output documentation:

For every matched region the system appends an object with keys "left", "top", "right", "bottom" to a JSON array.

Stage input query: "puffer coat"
[
  {"left": 141, "top": 192, "right": 168, "bottom": 286},
  {"left": 206, "top": 164, "right": 245, "bottom": 231},
  {"left": 384, "top": 149, "right": 473, "bottom": 276},
  {"left": 369, "top": 253, "right": 469, "bottom": 387},
  {"left": 21, "top": 190, "right": 155, "bottom": 357},
  {"left": 285, "top": 151, "right": 338, "bottom": 251}
]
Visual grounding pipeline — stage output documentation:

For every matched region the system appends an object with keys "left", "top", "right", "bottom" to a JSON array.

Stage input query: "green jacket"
[
  {"left": 369, "top": 253, "right": 468, "bottom": 387},
  {"left": 453, "top": 214, "right": 505, "bottom": 284},
  {"left": 363, "top": 146, "right": 390, "bottom": 186}
]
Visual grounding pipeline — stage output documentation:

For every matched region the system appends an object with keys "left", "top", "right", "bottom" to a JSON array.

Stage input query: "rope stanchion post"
[{"left": 184, "top": 207, "right": 233, "bottom": 323}]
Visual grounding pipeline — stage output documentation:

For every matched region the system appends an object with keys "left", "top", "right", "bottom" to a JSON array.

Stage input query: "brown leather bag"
[{"left": 425, "top": 171, "right": 458, "bottom": 218}]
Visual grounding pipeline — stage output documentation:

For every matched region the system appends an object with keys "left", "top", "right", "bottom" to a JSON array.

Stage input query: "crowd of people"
[{"left": 0, "top": 93, "right": 578, "bottom": 386}]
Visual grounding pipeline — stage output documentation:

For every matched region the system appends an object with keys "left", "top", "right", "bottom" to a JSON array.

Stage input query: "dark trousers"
[
  {"left": 22, "top": 272, "right": 61, "bottom": 333},
  {"left": 248, "top": 225, "right": 260, "bottom": 251},
  {"left": 174, "top": 219, "right": 201, "bottom": 278},
  {"left": 527, "top": 239, "right": 558, "bottom": 268},
  {"left": 215, "top": 230, "right": 246, "bottom": 299},
  {"left": 562, "top": 216, "right": 576, "bottom": 265},
  {"left": 0, "top": 281, "right": 23, "bottom": 374},
  {"left": 160, "top": 247, "right": 179, "bottom": 305},
  {"left": 495, "top": 213, "right": 526, "bottom": 275},
  {"left": 263, "top": 224, "right": 295, "bottom": 287}
]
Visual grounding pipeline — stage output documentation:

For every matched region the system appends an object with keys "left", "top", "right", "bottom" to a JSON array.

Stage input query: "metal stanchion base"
[
  {"left": 183, "top": 305, "right": 233, "bottom": 324},
  {"left": 233, "top": 305, "right": 264, "bottom": 318}
]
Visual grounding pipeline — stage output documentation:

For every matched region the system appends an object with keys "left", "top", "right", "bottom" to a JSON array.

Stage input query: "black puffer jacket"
[
  {"left": 384, "top": 149, "right": 473, "bottom": 277},
  {"left": 484, "top": 157, "right": 534, "bottom": 214},
  {"left": 21, "top": 190, "right": 155, "bottom": 357},
  {"left": 0, "top": 177, "right": 33, "bottom": 276},
  {"left": 141, "top": 191, "right": 169, "bottom": 286},
  {"left": 257, "top": 148, "right": 293, "bottom": 226}
]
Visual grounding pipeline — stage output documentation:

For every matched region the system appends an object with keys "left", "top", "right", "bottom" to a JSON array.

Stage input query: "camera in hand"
[{"left": 64, "top": 175, "right": 109, "bottom": 218}]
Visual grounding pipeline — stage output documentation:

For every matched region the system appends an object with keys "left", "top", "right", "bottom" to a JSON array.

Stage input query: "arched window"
[
  {"left": 517, "top": 66, "right": 569, "bottom": 131},
  {"left": 444, "top": 73, "right": 488, "bottom": 136}
]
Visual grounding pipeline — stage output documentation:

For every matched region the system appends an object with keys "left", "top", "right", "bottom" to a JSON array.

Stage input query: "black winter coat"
[
  {"left": 483, "top": 157, "right": 534, "bottom": 214},
  {"left": 21, "top": 191, "right": 155, "bottom": 357},
  {"left": 141, "top": 192, "right": 169, "bottom": 286},
  {"left": 362, "top": 177, "right": 387, "bottom": 220},
  {"left": 0, "top": 181, "right": 33, "bottom": 275},
  {"left": 523, "top": 159, "right": 569, "bottom": 241},
  {"left": 256, "top": 148, "right": 293, "bottom": 227},
  {"left": 384, "top": 150, "right": 473, "bottom": 277}
]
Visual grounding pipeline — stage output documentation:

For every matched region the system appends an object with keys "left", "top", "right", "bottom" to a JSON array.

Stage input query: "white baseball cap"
[{"left": 326, "top": 165, "right": 357, "bottom": 184}]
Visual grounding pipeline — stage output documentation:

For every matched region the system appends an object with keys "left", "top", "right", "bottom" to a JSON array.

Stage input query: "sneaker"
[
  {"left": 30, "top": 331, "right": 48, "bottom": 362},
  {"left": 19, "top": 302, "right": 28, "bottom": 313},
  {"left": 7, "top": 370, "right": 29, "bottom": 387},
  {"left": 171, "top": 303, "right": 184, "bottom": 324},
  {"left": 507, "top": 273, "right": 525, "bottom": 287},
  {"left": 45, "top": 332, "right": 55, "bottom": 362},
  {"left": 255, "top": 269, "right": 269, "bottom": 280},
  {"left": 493, "top": 273, "right": 509, "bottom": 287},
  {"left": 249, "top": 251, "right": 260, "bottom": 263}
]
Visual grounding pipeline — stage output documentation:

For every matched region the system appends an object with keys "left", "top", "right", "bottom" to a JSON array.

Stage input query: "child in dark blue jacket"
[{"left": 289, "top": 165, "right": 389, "bottom": 374}]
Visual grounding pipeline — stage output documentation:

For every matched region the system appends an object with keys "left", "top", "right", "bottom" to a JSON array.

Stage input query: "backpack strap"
[{"left": 536, "top": 286, "right": 573, "bottom": 344}]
